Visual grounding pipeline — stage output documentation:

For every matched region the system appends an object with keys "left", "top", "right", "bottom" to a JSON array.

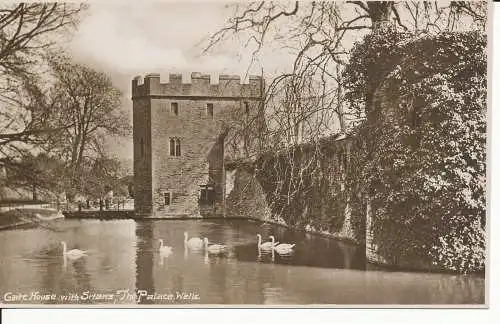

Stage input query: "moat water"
[{"left": 0, "top": 219, "right": 485, "bottom": 305}]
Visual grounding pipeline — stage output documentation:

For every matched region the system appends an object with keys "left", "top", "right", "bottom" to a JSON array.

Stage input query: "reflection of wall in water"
[
  {"left": 222, "top": 259, "right": 266, "bottom": 304},
  {"left": 135, "top": 221, "right": 155, "bottom": 304},
  {"left": 336, "top": 241, "right": 362, "bottom": 270},
  {"left": 206, "top": 257, "right": 229, "bottom": 303}
]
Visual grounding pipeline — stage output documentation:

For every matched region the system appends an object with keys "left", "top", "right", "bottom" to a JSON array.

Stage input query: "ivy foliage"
[
  {"left": 254, "top": 137, "right": 356, "bottom": 240},
  {"left": 344, "top": 27, "right": 487, "bottom": 273}
]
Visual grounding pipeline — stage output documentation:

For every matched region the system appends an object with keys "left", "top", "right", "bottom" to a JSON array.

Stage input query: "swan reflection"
[{"left": 257, "top": 246, "right": 275, "bottom": 262}]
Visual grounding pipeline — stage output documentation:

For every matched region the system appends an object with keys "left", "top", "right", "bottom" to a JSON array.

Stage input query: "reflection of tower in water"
[{"left": 135, "top": 222, "right": 155, "bottom": 304}]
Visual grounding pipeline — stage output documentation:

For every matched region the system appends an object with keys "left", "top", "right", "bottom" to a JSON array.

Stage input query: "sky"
[
  {"left": 66, "top": 1, "right": 298, "bottom": 162},
  {"left": 64, "top": 0, "right": 483, "bottom": 164}
]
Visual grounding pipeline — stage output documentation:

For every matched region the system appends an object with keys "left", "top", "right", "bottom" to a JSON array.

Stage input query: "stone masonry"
[{"left": 132, "top": 72, "right": 265, "bottom": 217}]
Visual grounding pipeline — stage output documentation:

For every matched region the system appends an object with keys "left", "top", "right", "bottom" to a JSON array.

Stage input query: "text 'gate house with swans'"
[{"left": 132, "top": 72, "right": 265, "bottom": 218}]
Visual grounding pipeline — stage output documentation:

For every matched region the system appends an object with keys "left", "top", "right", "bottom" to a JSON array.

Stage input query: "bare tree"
[
  {"left": 82, "top": 156, "right": 123, "bottom": 211},
  {"left": 203, "top": 1, "right": 486, "bottom": 141},
  {"left": 205, "top": 1, "right": 486, "bottom": 228},
  {"left": 3, "top": 152, "right": 66, "bottom": 201},
  {"left": 45, "top": 55, "right": 130, "bottom": 199},
  {"left": 0, "top": 3, "right": 85, "bottom": 169},
  {"left": 0, "top": 74, "right": 67, "bottom": 153},
  {"left": 0, "top": 3, "right": 84, "bottom": 75}
]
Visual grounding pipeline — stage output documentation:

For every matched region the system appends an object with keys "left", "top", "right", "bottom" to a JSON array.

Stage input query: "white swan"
[
  {"left": 158, "top": 239, "right": 173, "bottom": 255},
  {"left": 61, "top": 241, "right": 87, "bottom": 260},
  {"left": 203, "top": 238, "right": 227, "bottom": 254},
  {"left": 184, "top": 232, "right": 204, "bottom": 250},
  {"left": 270, "top": 236, "right": 295, "bottom": 254},
  {"left": 257, "top": 234, "right": 279, "bottom": 251}
]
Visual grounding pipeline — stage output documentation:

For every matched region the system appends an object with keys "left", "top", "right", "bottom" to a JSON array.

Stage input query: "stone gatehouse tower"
[{"left": 132, "top": 72, "right": 265, "bottom": 217}]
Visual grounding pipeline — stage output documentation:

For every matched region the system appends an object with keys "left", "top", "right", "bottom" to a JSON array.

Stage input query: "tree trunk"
[
  {"left": 362, "top": 1, "right": 395, "bottom": 119},
  {"left": 367, "top": 1, "right": 393, "bottom": 29}
]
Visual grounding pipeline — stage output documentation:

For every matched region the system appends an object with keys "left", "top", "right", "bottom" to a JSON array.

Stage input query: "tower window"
[
  {"left": 244, "top": 101, "right": 250, "bottom": 115},
  {"left": 140, "top": 138, "right": 144, "bottom": 157},
  {"left": 169, "top": 138, "right": 181, "bottom": 156},
  {"left": 206, "top": 103, "right": 214, "bottom": 118},
  {"left": 164, "top": 192, "right": 171, "bottom": 206},
  {"left": 169, "top": 138, "right": 175, "bottom": 156},
  {"left": 171, "top": 102, "right": 179, "bottom": 116},
  {"left": 175, "top": 138, "right": 181, "bottom": 156}
]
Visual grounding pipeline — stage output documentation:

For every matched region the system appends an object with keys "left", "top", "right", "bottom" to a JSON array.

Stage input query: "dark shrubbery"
[{"left": 344, "top": 27, "right": 486, "bottom": 273}]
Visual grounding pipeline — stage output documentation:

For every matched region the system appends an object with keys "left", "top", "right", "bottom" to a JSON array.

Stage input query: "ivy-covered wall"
[
  {"left": 225, "top": 137, "right": 365, "bottom": 244},
  {"left": 225, "top": 28, "right": 486, "bottom": 274},
  {"left": 344, "top": 28, "right": 486, "bottom": 274}
]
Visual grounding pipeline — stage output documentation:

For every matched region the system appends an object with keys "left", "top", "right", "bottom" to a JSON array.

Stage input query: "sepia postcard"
[{"left": 0, "top": 0, "right": 489, "bottom": 307}]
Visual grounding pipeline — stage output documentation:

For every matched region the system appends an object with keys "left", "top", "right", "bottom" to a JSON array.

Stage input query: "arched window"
[
  {"left": 169, "top": 138, "right": 175, "bottom": 156},
  {"left": 175, "top": 138, "right": 181, "bottom": 156},
  {"left": 170, "top": 138, "right": 181, "bottom": 156}
]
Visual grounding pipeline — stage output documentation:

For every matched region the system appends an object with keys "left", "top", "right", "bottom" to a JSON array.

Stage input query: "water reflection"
[
  {"left": 135, "top": 221, "right": 155, "bottom": 305},
  {"left": 257, "top": 246, "right": 275, "bottom": 263},
  {"left": 0, "top": 220, "right": 137, "bottom": 305},
  {"left": 0, "top": 218, "right": 485, "bottom": 305}
]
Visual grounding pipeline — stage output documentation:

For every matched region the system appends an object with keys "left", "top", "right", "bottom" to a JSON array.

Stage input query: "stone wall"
[
  {"left": 225, "top": 169, "right": 272, "bottom": 221},
  {"left": 225, "top": 136, "right": 364, "bottom": 243},
  {"left": 132, "top": 97, "right": 152, "bottom": 215},
  {"left": 132, "top": 73, "right": 264, "bottom": 218}
]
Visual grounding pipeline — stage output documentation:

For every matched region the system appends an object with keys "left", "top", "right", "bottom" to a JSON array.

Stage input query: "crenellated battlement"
[{"left": 132, "top": 72, "right": 265, "bottom": 99}]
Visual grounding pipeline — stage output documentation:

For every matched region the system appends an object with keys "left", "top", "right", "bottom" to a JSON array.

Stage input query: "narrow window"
[
  {"left": 140, "top": 138, "right": 144, "bottom": 157},
  {"left": 169, "top": 138, "right": 175, "bottom": 156},
  {"left": 244, "top": 101, "right": 250, "bottom": 115},
  {"left": 175, "top": 138, "right": 181, "bottom": 156},
  {"left": 206, "top": 103, "right": 214, "bottom": 118},
  {"left": 200, "top": 188, "right": 207, "bottom": 202},
  {"left": 164, "top": 192, "right": 171, "bottom": 206},
  {"left": 171, "top": 102, "right": 179, "bottom": 116}
]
